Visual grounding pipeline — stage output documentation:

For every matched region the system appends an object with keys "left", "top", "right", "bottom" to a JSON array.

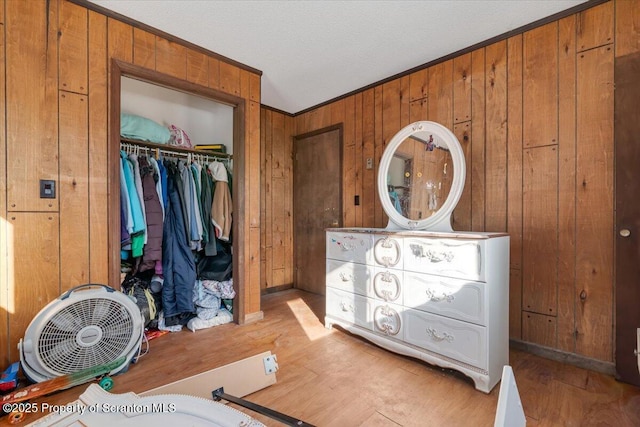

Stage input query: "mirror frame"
[{"left": 377, "top": 121, "right": 466, "bottom": 232}]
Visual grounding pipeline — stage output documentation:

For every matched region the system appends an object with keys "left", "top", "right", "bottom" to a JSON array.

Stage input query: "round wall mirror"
[{"left": 377, "top": 121, "right": 466, "bottom": 231}]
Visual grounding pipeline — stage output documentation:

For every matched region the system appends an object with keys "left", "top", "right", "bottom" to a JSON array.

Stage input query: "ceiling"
[{"left": 88, "top": 0, "right": 588, "bottom": 115}]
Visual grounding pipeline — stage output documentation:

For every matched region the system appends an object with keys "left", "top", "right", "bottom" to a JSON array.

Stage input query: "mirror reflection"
[{"left": 386, "top": 130, "right": 453, "bottom": 221}]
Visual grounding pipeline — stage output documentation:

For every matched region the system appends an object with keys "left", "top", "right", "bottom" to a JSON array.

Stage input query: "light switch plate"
[
  {"left": 366, "top": 158, "right": 373, "bottom": 169},
  {"left": 40, "top": 180, "right": 56, "bottom": 199}
]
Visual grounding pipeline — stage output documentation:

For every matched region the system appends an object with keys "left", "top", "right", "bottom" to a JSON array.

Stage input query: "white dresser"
[{"left": 325, "top": 229, "right": 509, "bottom": 393}]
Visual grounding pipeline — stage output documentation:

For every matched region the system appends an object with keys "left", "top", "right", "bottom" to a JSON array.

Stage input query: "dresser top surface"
[{"left": 326, "top": 228, "right": 509, "bottom": 240}]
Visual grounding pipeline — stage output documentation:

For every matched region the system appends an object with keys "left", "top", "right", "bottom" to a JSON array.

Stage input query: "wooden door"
[
  {"left": 293, "top": 126, "right": 342, "bottom": 295},
  {"left": 615, "top": 52, "right": 640, "bottom": 387}
]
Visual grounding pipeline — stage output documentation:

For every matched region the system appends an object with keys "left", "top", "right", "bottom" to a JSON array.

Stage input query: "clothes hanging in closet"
[{"left": 119, "top": 145, "right": 235, "bottom": 329}]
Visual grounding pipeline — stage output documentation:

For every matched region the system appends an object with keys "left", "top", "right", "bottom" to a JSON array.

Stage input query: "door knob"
[{"left": 620, "top": 229, "right": 631, "bottom": 237}]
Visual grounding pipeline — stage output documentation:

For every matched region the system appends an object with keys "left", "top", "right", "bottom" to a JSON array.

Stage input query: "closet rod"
[{"left": 120, "top": 139, "right": 232, "bottom": 165}]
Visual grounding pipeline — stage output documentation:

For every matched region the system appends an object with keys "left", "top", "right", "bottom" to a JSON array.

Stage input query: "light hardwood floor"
[{"left": 4, "top": 289, "right": 640, "bottom": 426}]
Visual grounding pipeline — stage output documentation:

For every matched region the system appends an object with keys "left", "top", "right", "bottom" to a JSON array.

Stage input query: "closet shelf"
[{"left": 120, "top": 137, "right": 232, "bottom": 160}]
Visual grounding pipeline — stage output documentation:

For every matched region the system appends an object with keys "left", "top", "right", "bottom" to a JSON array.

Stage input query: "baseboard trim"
[
  {"left": 510, "top": 339, "right": 616, "bottom": 376},
  {"left": 262, "top": 284, "right": 294, "bottom": 294}
]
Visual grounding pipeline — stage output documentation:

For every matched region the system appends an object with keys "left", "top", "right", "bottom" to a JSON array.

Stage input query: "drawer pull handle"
[
  {"left": 340, "top": 302, "right": 355, "bottom": 312},
  {"left": 426, "top": 327, "right": 454, "bottom": 343},
  {"left": 409, "top": 244, "right": 454, "bottom": 263},
  {"left": 374, "top": 306, "right": 401, "bottom": 336},
  {"left": 425, "top": 288, "right": 455, "bottom": 303},
  {"left": 340, "top": 243, "right": 356, "bottom": 251},
  {"left": 374, "top": 271, "right": 401, "bottom": 302},
  {"left": 425, "top": 249, "right": 454, "bottom": 263},
  {"left": 374, "top": 237, "right": 401, "bottom": 267},
  {"left": 339, "top": 272, "right": 354, "bottom": 282}
]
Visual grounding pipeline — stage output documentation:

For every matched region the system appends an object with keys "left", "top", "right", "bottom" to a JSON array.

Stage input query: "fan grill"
[{"left": 37, "top": 297, "right": 135, "bottom": 374}]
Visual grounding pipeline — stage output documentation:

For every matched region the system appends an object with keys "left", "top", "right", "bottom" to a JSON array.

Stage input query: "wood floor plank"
[{"left": 4, "top": 289, "right": 639, "bottom": 427}]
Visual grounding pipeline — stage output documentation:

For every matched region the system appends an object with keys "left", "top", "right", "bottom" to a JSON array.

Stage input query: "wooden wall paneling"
[
  {"left": 247, "top": 101, "right": 262, "bottom": 313},
  {"left": 452, "top": 121, "right": 471, "bottom": 231},
  {"left": 453, "top": 53, "right": 472, "bottom": 124},
  {"left": 248, "top": 101, "right": 261, "bottom": 229},
  {"left": 382, "top": 80, "right": 401, "bottom": 150},
  {"left": 87, "top": 10, "right": 108, "bottom": 285},
  {"left": 107, "top": 18, "right": 133, "bottom": 62},
  {"left": 248, "top": 226, "right": 262, "bottom": 316},
  {"left": 6, "top": 0, "right": 59, "bottom": 212},
  {"left": 310, "top": 104, "right": 332, "bottom": 131},
  {"left": 0, "top": 14, "right": 7, "bottom": 368},
  {"left": 259, "top": 108, "right": 266, "bottom": 288},
  {"left": 373, "top": 86, "right": 384, "bottom": 228},
  {"left": 557, "top": 15, "right": 578, "bottom": 353},
  {"left": 261, "top": 109, "right": 273, "bottom": 288},
  {"left": 523, "top": 22, "right": 558, "bottom": 149},
  {"left": 409, "top": 68, "right": 428, "bottom": 101},
  {"left": 380, "top": 81, "right": 401, "bottom": 229},
  {"left": 220, "top": 62, "right": 241, "bottom": 96},
  {"left": 270, "top": 114, "right": 285, "bottom": 280},
  {"left": 523, "top": 146, "right": 558, "bottom": 316},
  {"left": 470, "top": 48, "right": 485, "bottom": 232},
  {"left": 283, "top": 114, "right": 294, "bottom": 285},
  {"left": 507, "top": 34, "right": 524, "bottom": 339},
  {"left": 484, "top": 40, "right": 508, "bottom": 233},
  {"left": 427, "top": 59, "right": 453, "bottom": 129},
  {"left": 295, "top": 111, "right": 309, "bottom": 135},
  {"left": 523, "top": 311, "right": 558, "bottom": 348},
  {"left": 249, "top": 72, "right": 261, "bottom": 103},
  {"left": 507, "top": 34, "right": 524, "bottom": 270},
  {"left": 343, "top": 96, "right": 356, "bottom": 227},
  {"left": 239, "top": 69, "right": 250, "bottom": 100},
  {"left": 330, "top": 98, "right": 345, "bottom": 127},
  {"left": 575, "top": 45, "right": 614, "bottom": 361},
  {"left": 59, "top": 0, "right": 88, "bottom": 95},
  {"left": 399, "top": 75, "right": 411, "bottom": 127},
  {"left": 186, "top": 48, "right": 208, "bottom": 87},
  {"left": 615, "top": 0, "right": 640, "bottom": 58},
  {"left": 106, "top": 20, "right": 132, "bottom": 287},
  {"left": 510, "top": 268, "right": 523, "bottom": 339},
  {"left": 354, "top": 92, "right": 363, "bottom": 227},
  {"left": 133, "top": 28, "right": 155, "bottom": 69},
  {"left": 208, "top": 57, "right": 220, "bottom": 90},
  {"left": 271, "top": 176, "right": 286, "bottom": 275},
  {"left": 361, "top": 89, "right": 376, "bottom": 228},
  {"left": 59, "top": 92, "right": 90, "bottom": 288},
  {"left": 576, "top": 0, "right": 614, "bottom": 53},
  {"left": 409, "top": 98, "right": 428, "bottom": 122},
  {"left": 271, "top": 113, "right": 285, "bottom": 179},
  {"left": 7, "top": 213, "right": 60, "bottom": 362},
  {"left": 155, "top": 37, "right": 186, "bottom": 80}
]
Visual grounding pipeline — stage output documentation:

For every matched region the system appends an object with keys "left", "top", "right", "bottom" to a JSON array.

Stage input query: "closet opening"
[{"left": 108, "top": 59, "right": 246, "bottom": 327}]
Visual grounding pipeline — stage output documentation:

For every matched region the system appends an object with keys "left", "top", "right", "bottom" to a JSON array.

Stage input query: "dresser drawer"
[
  {"left": 326, "top": 232, "right": 373, "bottom": 264},
  {"left": 326, "top": 260, "right": 371, "bottom": 297},
  {"left": 326, "top": 287, "right": 374, "bottom": 329},
  {"left": 373, "top": 300, "right": 404, "bottom": 340},
  {"left": 403, "top": 237, "right": 484, "bottom": 281},
  {"left": 373, "top": 235, "right": 403, "bottom": 268},
  {"left": 372, "top": 267, "right": 402, "bottom": 303},
  {"left": 404, "top": 309, "right": 487, "bottom": 369},
  {"left": 403, "top": 272, "right": 485, "bottom": 326}
]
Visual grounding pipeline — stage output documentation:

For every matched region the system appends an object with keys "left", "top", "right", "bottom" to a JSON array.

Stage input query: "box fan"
[{"left": 18, "top": 284, "right": 144, "bottom": 383}]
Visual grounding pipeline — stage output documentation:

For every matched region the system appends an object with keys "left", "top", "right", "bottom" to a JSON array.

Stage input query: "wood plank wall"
[
  {"left": 260, "top": 109, "right": 294, "bottom": 290},
  {"left": 0, "top": 0, "right": 262, "bottom": 367},
  {"left": 261, "top": 0, "right": 640, "bottom": 364}
]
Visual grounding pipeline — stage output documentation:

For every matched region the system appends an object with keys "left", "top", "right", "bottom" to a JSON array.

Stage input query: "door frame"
[
  {"left": 292, "top": 124, "right": 343, "bottom": 290},
  {"left": 108, "top": 60, "right": 247, "bottom": 322}
]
